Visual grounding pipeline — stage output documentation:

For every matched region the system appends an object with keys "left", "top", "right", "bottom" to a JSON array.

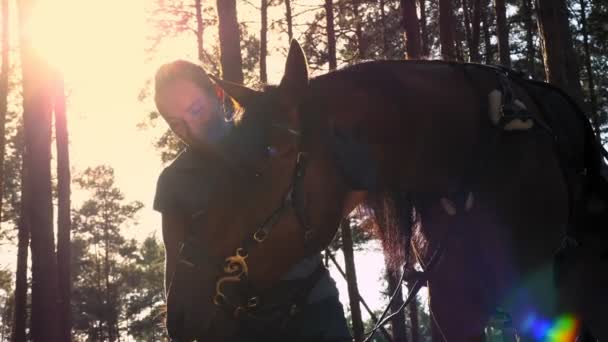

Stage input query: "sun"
[{"left": 23, "top": 0, "right": 146, "bottom": 83}]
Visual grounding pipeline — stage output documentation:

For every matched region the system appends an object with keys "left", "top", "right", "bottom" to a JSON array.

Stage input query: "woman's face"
[{"left": 156, "top": 78, "right": 224, "bottom": 146}]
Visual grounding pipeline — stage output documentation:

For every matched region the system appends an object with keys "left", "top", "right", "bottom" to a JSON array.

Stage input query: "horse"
[{"left": 163, "top": 40, "right": 608, "bottom": 341}]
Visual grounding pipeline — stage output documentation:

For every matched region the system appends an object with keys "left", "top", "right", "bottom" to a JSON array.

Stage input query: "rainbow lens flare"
[{"left": 521, "top": 313, "right": 579, "bottom": 341}]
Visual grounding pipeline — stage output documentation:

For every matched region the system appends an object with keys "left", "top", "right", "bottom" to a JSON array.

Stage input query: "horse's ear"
[
  {"left": 209, "top": 74, "right": 261, "bottom": 107},
  {"left": 279, "top": 40, "right": 309, "bottom": 96}
]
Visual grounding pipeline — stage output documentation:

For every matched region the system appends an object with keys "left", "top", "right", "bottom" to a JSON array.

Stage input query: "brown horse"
[{"left": 164, "top": 40, "right": 607, "bottom": 341}]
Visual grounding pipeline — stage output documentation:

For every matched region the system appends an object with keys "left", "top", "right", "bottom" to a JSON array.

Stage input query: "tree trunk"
[
  {"left": 536, "top": 0, "right": 585, "bottom": 108},
  {"left": 578, "top": 0, "right": 599, "bottom": 133},
  {"left": 470, "top": 0, "right": 482, "bottom": 62},
  {"left": 17, "top": 0, "right": 59, "bottom": 340},
  {"left": 493, "top": 0, "right": 511, "bottom": 67},
  {"left": 195, "top": 0, "right": 204, "bottom": 62},
  {"left": 455, "top": 15, "right": 465, "bottom": 62},
  {"left": 0, "top": 0, "right": 8, "bottom": 224},
  {"left": 439, "top": 0, "right": 456, "bottom": 60},
  {"left": 216, "top": 0, "right": 244, "bottom": 83},
  {"left": 11, "top": 167, "right": 28, "bottom": 342},
  {"left": 429, "top": 292, "right": 444, "bottom": 342},
  {"left": 284, "top": 0, "right": 293, "bottom": 41},
  {"left": 104, "top": 223, "right": 115, "bottom": 342},
  {"left": 462, "top": 0, "right": 473, "bottom": 57},
  {"left": 326, "top": 251, "right": 393, "bottom": 341},
  {"left": 55, "top": 74, "right": 72, "bottom": 342},
  {"left": 94, "top": 242, "right": 103, "bottom": 341},
  {"left": 401, "top": 0, "right": 422, "bottom": 59},
  {"left": 386, "top": 269, "right": 407, "bottom": 342},
  {"left": 481, "top": 0, "right": 493, "bottom": 64},
  {"left": 379, "top": 0, "right": 389, "bottom": 58},
  {"left": 409, "top": 294, "right": 420, "bottom": 342},
  {"left": 352, "top": 0, "right": 366, "bottom": 59},
  {"left": 341, "top": 219, "right": 364, "bottom": 342},
  {"left": 419, "top": 0, "right": 430, "bottom": 57},
  {"left": 522, "top": 0, "right": 535, "bottom": 75},
  {"left": 325, "top": 0, "right": 337, "bottom": 70},
  {"left": 260, "top": 0, "right": 268, "bottom": 83}
]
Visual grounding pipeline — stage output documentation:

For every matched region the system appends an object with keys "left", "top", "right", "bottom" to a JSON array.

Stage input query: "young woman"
[{"left": 153, "top": 60, "right": 351, "bottom": 341}]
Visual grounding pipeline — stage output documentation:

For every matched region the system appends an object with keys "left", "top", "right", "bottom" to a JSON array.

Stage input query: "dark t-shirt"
[{"left": 153, "top": 148, "right": 339, "bottom": 303}]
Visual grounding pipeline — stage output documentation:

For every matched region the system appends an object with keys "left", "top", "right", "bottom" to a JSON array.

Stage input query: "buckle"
[
  {"left": 247, "top": 296, "right": 259, "bottom": 308},
  {"left": 253, "top": 229, "right": 268, "bottom": 243}
]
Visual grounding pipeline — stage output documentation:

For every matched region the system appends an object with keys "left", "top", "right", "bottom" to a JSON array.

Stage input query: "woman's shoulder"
[{"left": 166, "top": 148, "right": 205, "bottom": 170}]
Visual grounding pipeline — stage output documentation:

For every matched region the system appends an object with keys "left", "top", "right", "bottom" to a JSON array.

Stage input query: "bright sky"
[{"left": 0, "top": 0, "right": 429, "bottom": 323}]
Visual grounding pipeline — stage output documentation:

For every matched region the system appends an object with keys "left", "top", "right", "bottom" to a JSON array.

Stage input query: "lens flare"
[{"left": 520, "top": 312, "right": 579, "bottom": 341}]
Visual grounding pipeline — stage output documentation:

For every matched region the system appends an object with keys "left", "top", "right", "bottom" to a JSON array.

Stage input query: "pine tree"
[{"left": 71, "top": 166, "right": 144, "bottom": 341}]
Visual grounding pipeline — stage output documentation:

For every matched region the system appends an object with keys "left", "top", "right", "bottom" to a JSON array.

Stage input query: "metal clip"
[
  {"left": 253, "top": 229, "right": 268, "bottom": 243},
  {"left": 213, "top": 293, "right": 226, "bottom": 306},
  {"left": 247, "top": 297, "right": 259, "bottom": 308},
  {"left": 296, "top": 151, "right": 307, "bottom": 164}
]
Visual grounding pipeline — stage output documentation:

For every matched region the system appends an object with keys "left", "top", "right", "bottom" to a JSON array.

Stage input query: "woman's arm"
[{"left": 161, "top": 210, "right": 188, "bottom": 296}]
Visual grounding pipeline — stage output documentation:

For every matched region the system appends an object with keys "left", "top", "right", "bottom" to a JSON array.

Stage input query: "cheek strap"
[{"left": 215, "top": 85, "right": 225, "bottom": 104}]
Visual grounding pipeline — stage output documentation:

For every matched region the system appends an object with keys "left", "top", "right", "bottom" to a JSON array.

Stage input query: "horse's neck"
[{"left": 311, "top": 62, "right": 490, "bottom": 194}]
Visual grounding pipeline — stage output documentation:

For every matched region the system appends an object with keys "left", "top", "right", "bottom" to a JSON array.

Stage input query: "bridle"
[
  {"left": 210, "top": 148, "right": 314, "bottom": 314},
  {"left": 172, "top": 123, "right": 318, "bottom": 335}
]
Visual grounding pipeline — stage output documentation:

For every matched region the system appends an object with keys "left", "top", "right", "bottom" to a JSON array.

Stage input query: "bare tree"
[
  {"left": 439, "top": 0, "right": 456, "bottom": 60},
  {"left": 386, "top": 268, "right": 407, "bottom": 341},
  {"left": 195, "top": 0, "right": 204, "bottom": 62},
  {"left": 285, "top": 0, "right": 293, "bottom": 41},
  {"left": 470, "top": 0, "right": 482, "bottom": 62},
  {"left": 352, "top": 0, "right": 366, "bottom": 59},
  {"left": 408, "top": 286, "right": 420, "bottom": 342},
  {"left": 494, "top": 0, "right": 511, "bottom": 67},
  {"left": 55, "top": 74, "right": 72, "bottom": 342},
  {"left": 401, "top": 0, "right": 422, "bottom": 59},
  {"left": 260, "top": 0, "right": 268, "bottom": 83},
  {"left": 521, "top": 0, "right": 536, "bottom": 74},
  {"left": 0, "top": 0, "right": 8, "bottom": 224},
  {"left": 216, "top": 0, "right": 244, "bottom": 83},
  {"left": 481, "top": 0, "right": 494, "bottom": 64},
  {"left": 17, "top": 0, "right": 59, "bottom": 339},
  {"left": 536, "top": 0, "right": 585, "bottom": 107},
  {"left": 11, "top": 171, "right": 28, "bottom": 342},
  {"left": 578, "top": 0, "right": 599, "bottom": 132},
  {"left": 419, "top": 0, "right": 430, "bottom": 57},
  {"left": 379, "top": 0, "right": 389, "bottom": 58},
  {"left": 325, "top": 0, "right": 337, "bottom": 70},
  {"left": 341, "top": 219, "right": 364, "bottom": 342},
  {"left": 462, "top": 0, "right": 473, "bottom": 59}
]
